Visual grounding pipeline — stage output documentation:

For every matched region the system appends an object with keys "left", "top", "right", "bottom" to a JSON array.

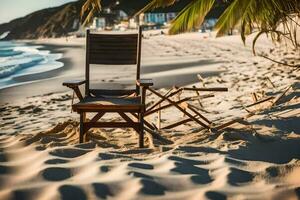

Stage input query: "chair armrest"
[
  {"left": 63, "top": 80, "right": 86, "bottom": 88},
  {"left": 62, "top": 80, "right": 85, "bottom": 101},
  {"left": 136, "top": 79, "right": 153, "bottom": 87}
]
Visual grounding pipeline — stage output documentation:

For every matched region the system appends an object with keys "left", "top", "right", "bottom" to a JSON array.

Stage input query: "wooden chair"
[{"left": 63, "top": 27, "right": 153, "bottom": 148}]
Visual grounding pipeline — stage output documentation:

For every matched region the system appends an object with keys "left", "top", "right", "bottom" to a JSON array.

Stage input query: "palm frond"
[
  {"left": 214, "top": 0, "right": 255, "bottom": 39},
  {"left": 135, "top": 0, "right": 176, "bottom": 17},
  {"left": 169, "top": 0, "right": 215, "bottom": 34},
  {"left": 80, "top": 0, "right": 102, "bottom": 26}
]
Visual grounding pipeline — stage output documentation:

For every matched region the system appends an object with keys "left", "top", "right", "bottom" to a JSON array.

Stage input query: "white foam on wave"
[{"left": 0, "top": 41, "right": 64, "bottom": 89}]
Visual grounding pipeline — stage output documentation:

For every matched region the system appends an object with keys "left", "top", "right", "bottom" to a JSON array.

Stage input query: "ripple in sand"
[
  {"left": 44, "top": 158, "right": 69, "bottom": 164},
  {"left": 42, "top": 167, "right": 72, "bottom": 181},
  {"left": 0, "top": 153, "right": 8, "bottom": 162},
  {"left": 128, "top": 171, "right": 154, "bottom": 179},
  {"left": 92, "top": 183, "right": 112, "bottom": 199},
  {"left": 99, "top": 165, "right": 111, "bottom": 173},
  {"left": 228, "top": 167, "right": 254, "bottom": 186},
  {"left": 295, "top": 187, "right": 300, "bottom": 197},
  {"left": 49, "top": 148, "right": 89, "bottom": 158},
  {"left": 205, "top": 191, "right": 227, "bottom": 200},
  {"left": 128, "top": 163, "right": 154, "bottom": 170},
  {"left": 12, "top": 187, "right": 42, "bottom": 200},
  {"left": 191, "top": 174, "right": 213, "bottom": 184},
  {"left": 59, "top": 185, "right": 87, "bottom": 200},
  {"left": 140, "top": 179, "right": 167, "bottom": 195}
]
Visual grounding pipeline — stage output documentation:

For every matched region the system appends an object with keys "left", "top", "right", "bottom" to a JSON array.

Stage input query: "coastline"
[
  {"left": 0, "top": 32, "right": 228, "bottom": 104},
  {"left": 0, "top": 40, "right": 84, "bottom": 104}
]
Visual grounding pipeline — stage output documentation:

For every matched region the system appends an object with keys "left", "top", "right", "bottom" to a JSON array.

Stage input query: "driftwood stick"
[
  {"left": 148, "top": 87, "right": 210, "bottom": 129},
  {"left": 214, "top": 113, "right": 255, "bottom": 131},
  {"left": 197, "top": 74, "right": 206, "bottom": 87},
  {"left": 157, "top": 104, "right": 161, "bottom": 130},
  {"left": 190, "top": 94, "right": 215, "bottom": 100},
  {"left": 183, "top": 87, "right": 228, "bottom": 92},
  {"left": 251, "top": 92, "right": 258, "bottom": 102},
  {"left": 162, "top": 115, "right": 198, "bottom": 129},
  {"left": 186, "top": 103, "right": 211, "bottom": 124},
  {"left": 258, "top": 54, "right": 299, "bottom": 68},
  {"left": 266, "top": 77, "right": 276, "bottom": 88},
  {"left": 147, "top": 87, "right": 183, "bottom": 112},
  {"left": 145, "top": 97, "right": 191, "bottom": 116},
  {"left": 193, "top": 85, "right": 203, "bottom": 107},
  {"left": 144, "top": 127, "right": 173, "bottom": 144},
  {"left": 271, "top": 84, "right": 293, "bottom": 106},
  {"left": 246, "top": 96, "right": 274, "bottom": 108},
  {"left": 188, "top": 103, "right": 211, "bottom": 114}
]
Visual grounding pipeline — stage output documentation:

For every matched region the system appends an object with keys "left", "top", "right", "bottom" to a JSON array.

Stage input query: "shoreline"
[{"left": 0, "top": 33, "right": 228, "bottom": 104}]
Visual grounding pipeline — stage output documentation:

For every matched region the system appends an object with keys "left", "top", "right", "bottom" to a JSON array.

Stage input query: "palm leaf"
[
  {"left": 135, "top": 0, "right": 176, "bottom": 16},
  {"left": 80, "top": 0, "right": 102, "bottom": 26},
  {"left": 169, "top": 0, "right": 215, "bottom": 34},
  {"left": 214, "top": 0, "right": 256, "bottom": 39}
]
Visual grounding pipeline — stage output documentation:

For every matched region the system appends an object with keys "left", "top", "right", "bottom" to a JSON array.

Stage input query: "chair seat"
[{"left": 72, "top": 96, "right": 142, "bottom": 112}]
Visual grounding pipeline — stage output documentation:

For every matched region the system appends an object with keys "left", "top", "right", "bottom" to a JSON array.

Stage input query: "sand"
[{"left": 0, "top": 31, "right": 300, "bottom": 200}]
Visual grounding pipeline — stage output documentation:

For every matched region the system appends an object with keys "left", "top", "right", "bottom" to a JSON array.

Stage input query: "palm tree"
[{"left": 139, "top": 0, "right": 299, "bottom": 52}]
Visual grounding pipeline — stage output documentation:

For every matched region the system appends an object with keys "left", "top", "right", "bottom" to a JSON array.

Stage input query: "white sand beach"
[{"left": 0, "top": 31, "right": 299, "bottom": 200}]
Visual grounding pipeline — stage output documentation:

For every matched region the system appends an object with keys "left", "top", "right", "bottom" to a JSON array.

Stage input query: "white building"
[
  {"left": 144, "top": 12, "right": 177, "bottom": 25},
  {"left": 91, "top": 17, "right": 106, "bottom": 30}
]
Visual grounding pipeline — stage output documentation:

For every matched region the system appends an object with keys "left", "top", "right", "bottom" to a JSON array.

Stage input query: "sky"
[{"left": 0, "top": 0, "right": 77, "bottom": 24}]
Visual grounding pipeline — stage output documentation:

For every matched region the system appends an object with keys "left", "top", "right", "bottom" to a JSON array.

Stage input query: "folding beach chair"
[{"left": 63, "top": 27, "right": 153, "bottom": 148}]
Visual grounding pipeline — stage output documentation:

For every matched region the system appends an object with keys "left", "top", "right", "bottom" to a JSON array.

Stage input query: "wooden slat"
[
  {"left": 89, "top": 57, "right": 137, "bottom": 65},
  {"left": 90, "top": 89, "right": 136, "bottom": 96},
  {"left": 90, "top": 112, "right": 105, "bottom": 122},
  {"left": 130, "top": 113, "right": 157, "bottom": 130},
  {"left": 72, "top": 96, "right": 142, "bottom": 112},
  {"left": 89, "top": 33, "right": 138, "bottom": 39},
  {"left": 88, "top": 49, "right": 137, "bottom": 54},
  {"left": 88, "top": 33, "right": 138, "bottom": 65},
  {"left": 74, "top": 106, "right": 141, "bottom": 112},
  {"left": 85, "top": 122, "right": 139, "bottom": 129}
]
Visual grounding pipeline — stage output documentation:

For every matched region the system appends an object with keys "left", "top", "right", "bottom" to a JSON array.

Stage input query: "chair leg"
[
  {"left": 79, "top": 112, "right": 84, "bottom": 143},
  {"left": 139, "top": 112, "right": 144, "bottom": 148}
]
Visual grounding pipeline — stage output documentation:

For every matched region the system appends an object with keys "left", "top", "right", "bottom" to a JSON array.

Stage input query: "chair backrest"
[{"left": 85, "top": 27, "right": 142, "bottom": 97}]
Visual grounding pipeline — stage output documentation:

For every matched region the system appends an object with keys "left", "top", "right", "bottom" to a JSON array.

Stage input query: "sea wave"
[{"left": 0, "top": 41, "right": 64, "bottom": 89}]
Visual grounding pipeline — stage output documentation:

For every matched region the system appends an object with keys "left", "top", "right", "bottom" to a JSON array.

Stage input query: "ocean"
[{"left": 0, "top": 41, "right": 64, "bottom": 89}]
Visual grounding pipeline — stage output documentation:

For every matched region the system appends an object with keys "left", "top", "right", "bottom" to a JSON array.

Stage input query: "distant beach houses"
[
  {"left": 88, "top": 1, "right": 223, "bottom": 33},
  {"left": 89, "top": 10, "right": 178, "bottom": 31},
  {"left": 143, "top": 12, "right": 177, "bottom": 25}
]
